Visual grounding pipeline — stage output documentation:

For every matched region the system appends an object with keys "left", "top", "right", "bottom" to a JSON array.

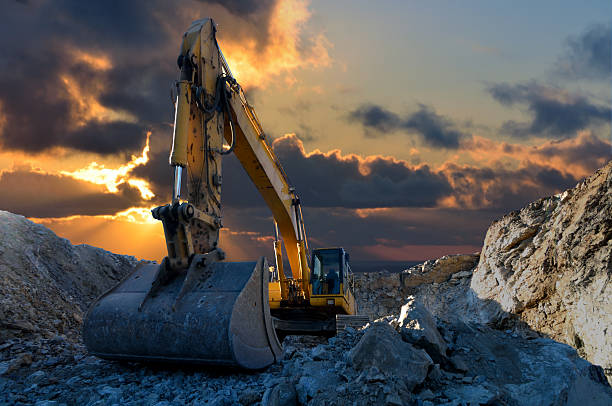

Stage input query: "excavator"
[{"left": 82, "top": 19, "right": 366, "bottom": 370}]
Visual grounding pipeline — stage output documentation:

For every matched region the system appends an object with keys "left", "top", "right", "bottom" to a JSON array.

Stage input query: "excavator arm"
[
  {"left": 223, "top": 76, "right": 311, "bottom": 301},
  {"left": 162, "top": 19, "right": 311, "bottom": 303}
]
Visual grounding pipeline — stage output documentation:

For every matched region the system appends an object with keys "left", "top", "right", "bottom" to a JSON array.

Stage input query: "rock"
[
  {"left": 447, "top": 321, "right": 612, "bottom": 405},
  {"left": 384, "top": 393, "right": 403, "bottom": 406},
  {"left": 427, "top": 364, "right": 443, "bottom": 384},
  {"left": 311, "top": 345, "right": 328, "bottom": 361},
  {"left": 34, "top": 401, "right": 59, "bottom": 406},
  {"left": 353, "top": 271, "right": 402, "bottom": 319},
  {"left": 449, "top": 354, "right": 469, "bottom": 373},
  {"left": 347, "top": 322, "right": 432, "bottom": 391},
  {"left": 26, "top": 370, "right": 46, "bottom": 384},
  {"left": 443, "top": 384, "right": 498, "bottom": 405},
  {"left": 400, "top": 254, "right": 479, "bottom": 288},
  {"left": 1, "top": 352, "right": 33, "bottom": 375},
  {"left": 418, "top": 389, "right": 435, "bottom": 400},
  {"left": 237, "top": 388, "right": 260, "bottom": 405},
  {"left": 395, "top": 297, "right": 447, "bottom": 363},
  {"left": 262, "top": 382, "right": 297, "bottom": 406},
  {"left": 450, "top": 270, "right": 472, "bottom": 279},
  {"left": 469, "top": 162, "right": 612, "bottom": 383}
]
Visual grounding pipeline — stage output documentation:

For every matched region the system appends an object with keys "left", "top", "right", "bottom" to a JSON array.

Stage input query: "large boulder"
[
  {"left": 394, "top": 297, "right": 447, "bottom": 363},
  {"left": 347, "top": 322, "right": 432, "bottom": 391},
  {"left": 469, "top": 162, "right": 612, "bottom": 382}
]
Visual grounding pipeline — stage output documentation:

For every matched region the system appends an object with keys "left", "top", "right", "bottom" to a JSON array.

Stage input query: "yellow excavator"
[{"left": 83, "top": 19, "right": 365, "bottom": 370}]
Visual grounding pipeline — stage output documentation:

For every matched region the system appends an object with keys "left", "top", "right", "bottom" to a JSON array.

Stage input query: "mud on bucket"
[{"left": 82, "top": 257, "right": 282, "bottom": 369}]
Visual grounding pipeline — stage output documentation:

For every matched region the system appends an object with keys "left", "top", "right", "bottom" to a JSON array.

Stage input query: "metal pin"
[{"left": 172, "top": 166, "right": 183, "bottom": 203}]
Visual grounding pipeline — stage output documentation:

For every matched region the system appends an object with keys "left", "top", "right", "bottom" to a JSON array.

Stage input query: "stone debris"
[{"left": 1, "top": 162, "right": 612, "bottom": 404}]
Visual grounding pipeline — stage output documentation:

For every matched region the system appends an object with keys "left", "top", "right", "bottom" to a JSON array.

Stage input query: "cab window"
[{"left": 311, "top": 249, "right": 342, "bottom": 295}]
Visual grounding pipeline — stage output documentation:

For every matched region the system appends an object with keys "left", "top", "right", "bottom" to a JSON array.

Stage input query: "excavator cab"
[{"left": 309, "top": 248, "right": 356, "bottom": 316}]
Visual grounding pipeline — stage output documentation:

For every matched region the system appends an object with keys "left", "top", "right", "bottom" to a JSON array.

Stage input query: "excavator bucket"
[{"left": 82, "top": 257, "right": 282, "bottom": 370}]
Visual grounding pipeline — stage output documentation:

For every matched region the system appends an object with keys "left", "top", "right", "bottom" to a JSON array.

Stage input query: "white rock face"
[{"left": 469, "top": 162, "right": 612, "bottom": 382}]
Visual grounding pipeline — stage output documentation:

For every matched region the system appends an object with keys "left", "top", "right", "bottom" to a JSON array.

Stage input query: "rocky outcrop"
[
  {"left": 469, "top": 161, "right": 612, "bottom": 381},
  {"left": 0, "top": 211, "right": 138, "bottom": 341},
  {"left": 354, "top": 253, "right": 479, "bottom": 320},
  {"left": 401, "top": 254, "right": 480, "bottom": 288},
  {"left": 354, "top": 271, "right": 403, "bottom": 319}
]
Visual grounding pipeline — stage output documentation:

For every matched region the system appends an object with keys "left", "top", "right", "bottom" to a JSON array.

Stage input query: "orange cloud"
[
  {"left": 70, "top": 48, "right": 113, "bottom": 71},
  {"left": 220, "top": 0, "right": 332, "bottom": 88},
  {"left": 61, "top": 132, "right": 154, "bottom": 200},
  {"left": 461, "top": 131, "right": 610, "bottom": 178},
  {"left": 60, "top": 74, "right": 137, "bottom": 128}
]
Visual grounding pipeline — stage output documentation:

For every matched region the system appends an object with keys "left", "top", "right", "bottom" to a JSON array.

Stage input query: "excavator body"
[{"left": 83, "top": 18, "right": 360, "bottom": 370}]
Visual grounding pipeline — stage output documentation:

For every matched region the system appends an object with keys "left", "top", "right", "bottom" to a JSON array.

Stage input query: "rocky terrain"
[{"left": 0, "top": 162, "right": 611, "bottom": 405}]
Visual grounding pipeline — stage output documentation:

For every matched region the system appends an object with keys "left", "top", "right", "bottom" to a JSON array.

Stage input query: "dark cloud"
[
  {"left": 444, "top": 162, "right": 579, "bottom": 211},
  {"left": 554, "top": 23, "right": 611, "bottom": 81},
  {"left": 134, "top": 134, "right": 453, "bottom": 209},
  {"left": 135, "top": 132, "right": 607, "bottom": 216},
  {"left": 199, "top": 0, "right": 275, "bottom": 17},
  {"left": 403, "top": 105, "right": 465, "bottom": 149},
  {"left": 269, "top": 135, "right": 453, "bottom": 208},
  {"left": 0, "top": 168, "right": 142, "bottom": 218},
  {"left": 0, "top": 0, "right": 278, "bottom": 155},
  {"left": 488, "top": 82, "right": 610, "bottom": 138},
  {"left": 348, "top": 104, "right": 468, "bottom": 148},
  {"left": 348, "top": 105, "right": 401, "bottom": 133},
  {"left": 220, "top": 205, "right": 499, "bottom": 261}
]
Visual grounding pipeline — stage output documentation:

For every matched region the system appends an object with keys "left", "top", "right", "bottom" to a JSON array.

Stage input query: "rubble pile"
[
  {"left": 0, "top": 211, "right": 137, "bottom": 343},
  {"left": 1, "top": 295, "right": 610, "bottom": 405},
  {"left": 0, "top": 162, "right": 611, "bottom": 405}
]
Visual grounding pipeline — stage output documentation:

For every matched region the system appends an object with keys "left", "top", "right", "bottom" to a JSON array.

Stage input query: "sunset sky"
[{"left": 1, "top": 0, "right": 610, "bottom": 263}]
